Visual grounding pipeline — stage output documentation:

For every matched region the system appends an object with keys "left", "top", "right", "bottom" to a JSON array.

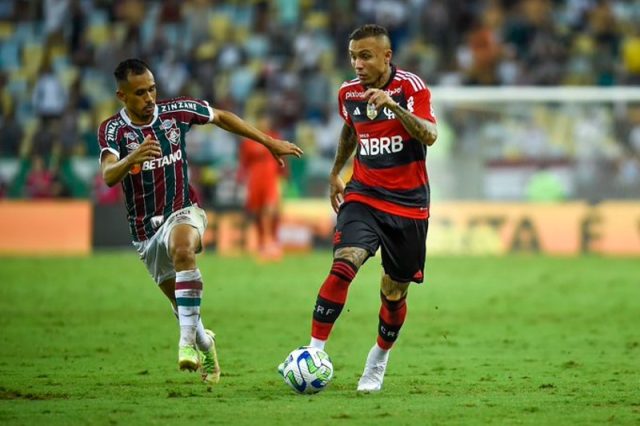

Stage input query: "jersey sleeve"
[
  {"left": 97, "top": 119, "right": 121, "bottom": 162},
  {"left": 169, "top": 97, "right": 215, "bottom": 125},
  {"left": 404, "top": 78, "right": 437, "bottom": 124},
  {"left": 191, "top": 98, "right": 215, "bottom": 125},
  {"left": 337, "top": 89, "right": 353, "bottom": 127}
]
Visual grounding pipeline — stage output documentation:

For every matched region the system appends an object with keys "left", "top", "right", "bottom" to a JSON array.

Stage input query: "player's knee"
[
  {"left": 171, "top": 246, "right": 196, "bottom": 268},
  {"left": 381, "top": 275, "right": 409, "bottom": 301},
  {"left": 334, "top": 247, "right": 369, "bottom": 269}
]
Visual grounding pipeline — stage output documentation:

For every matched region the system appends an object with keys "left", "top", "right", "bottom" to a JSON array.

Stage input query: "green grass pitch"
[{"left": 0, "top": 252, "right": 638, "bottom": 425}]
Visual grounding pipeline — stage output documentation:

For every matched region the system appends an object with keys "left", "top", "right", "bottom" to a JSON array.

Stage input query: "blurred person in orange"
[{"left": 238, "top": 110, "right": 286, "bottom": 261}]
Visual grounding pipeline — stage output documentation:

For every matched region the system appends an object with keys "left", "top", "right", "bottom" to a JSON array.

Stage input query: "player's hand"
[
  {"left": 265, "top": 138, "right": 304, "bottom": 168},
  {"left": 363, "top": 88, "right": 398, "bottom": 110},
  {"left": 128, "top": 135, "right": 162, "bottom": 165},
  {"left": 329, "top": 174, "right": 345, "bottom": 213}
]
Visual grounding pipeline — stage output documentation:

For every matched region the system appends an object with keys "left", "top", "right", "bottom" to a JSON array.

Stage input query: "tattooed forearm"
[
  {"left": 331, "top": 124, "right": 358, "bottom": 176},
  {"left": 390, "top": 105, "right": 437, "bottom": 146}
]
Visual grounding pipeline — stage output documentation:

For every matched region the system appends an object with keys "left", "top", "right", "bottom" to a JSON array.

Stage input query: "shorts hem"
[
  {"left": 156, "top": 272, "right": 176, "bottom": 285},
  {"left": 333, "top": 242, "right": 376, "bottom": 257},
  {"left": 386, "top": 272, "right": 424, "bottom": 284}
]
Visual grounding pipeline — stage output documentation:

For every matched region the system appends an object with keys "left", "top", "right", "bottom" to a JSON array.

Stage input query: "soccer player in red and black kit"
[
  {"left": 98, "top": 59, "right": 302, "bottom": 384},
  {"left": 281, "top": 24, "right": 437, "bottom": 391}
]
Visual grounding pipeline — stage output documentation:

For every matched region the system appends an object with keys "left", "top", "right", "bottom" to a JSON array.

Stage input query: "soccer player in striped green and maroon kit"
[{"left": 98, "top": 58, "right": 303, "bottom": 384}]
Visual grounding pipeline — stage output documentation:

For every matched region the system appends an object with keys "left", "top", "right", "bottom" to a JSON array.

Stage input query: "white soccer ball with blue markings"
[{"left": 282, "top": 346, "right": 333, "bottom": 394}]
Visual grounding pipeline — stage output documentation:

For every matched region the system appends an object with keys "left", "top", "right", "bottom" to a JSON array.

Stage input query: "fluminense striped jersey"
[
  {"left": 338, "top": 65, "right": 436, "bottom": 219},
  {"left": 98, "top": 97, "right": 214, "bottom": 241}
]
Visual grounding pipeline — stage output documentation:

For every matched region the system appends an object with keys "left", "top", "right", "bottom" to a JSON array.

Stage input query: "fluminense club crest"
[{"left": 161, "top": 118, "right": 181, "bottom": 145}]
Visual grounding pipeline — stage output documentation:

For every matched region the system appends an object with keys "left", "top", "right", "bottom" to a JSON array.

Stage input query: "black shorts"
[{"left": 333, "top": 202, "right": 428, "bottom": 283}]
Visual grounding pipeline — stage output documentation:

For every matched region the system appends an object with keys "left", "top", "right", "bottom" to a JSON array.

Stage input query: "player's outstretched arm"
[
  {"left": 364, "top": 88, "right": 437, "bottom": 146},
  {"left": 101, "top": 135, "right": 162, "bottom": 186},
  {"left": 211, "top": 109, "right": 303, "bottom": 167},
  {"left": 329, "top": 123, "right": 357, "bottom": 212}
]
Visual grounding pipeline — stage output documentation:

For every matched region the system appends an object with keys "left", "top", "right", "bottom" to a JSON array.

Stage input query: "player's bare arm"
[
  {"left": 329, "top": 124, "right": 358, "bottom": 212},
  {"left": 212, "top": 108, "right": 303, "bottom": 167},
  {"left": 364, "top": 88, "right": 437, "bottom": 146},
  {"left": 334, "top": 247, "right": 369, "bottom": 269},
  {"left": 100, "top": 135, "right": 162, "bottom": 186}
]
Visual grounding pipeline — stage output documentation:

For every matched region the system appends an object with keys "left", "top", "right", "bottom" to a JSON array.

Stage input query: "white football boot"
[{"left": 356, "top": 344, "right": 389, "bottom": 392}]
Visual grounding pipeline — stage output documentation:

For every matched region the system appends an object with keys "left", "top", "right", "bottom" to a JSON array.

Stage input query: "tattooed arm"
[
  {"left": 331, "top": 124, "right": 358, "bottom": 176},
  {"left": 388, "top": 103, "right": 437, "bottom": 146},
  {"left": 329, "top": 123, "right": 358, "bottom": 212},
  {"left": 364, "top": 88, "right": 437, "bottom": 146}
]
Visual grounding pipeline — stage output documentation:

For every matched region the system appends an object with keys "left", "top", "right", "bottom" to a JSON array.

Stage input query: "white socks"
[
  {"left": 368, "top": 344, "right": 390, "bottom": 363},
  {"left": 309, "top": 337, "right": 326, "bottom": 351},
  {"left": 175, "top": 269, "right": 203, "bottom": 347},
  {"left": 195, "top": 322, "right": 212, "bottom": 351},
  {"left": 171, "top": 304, "right": 212, "bottom": 351}
]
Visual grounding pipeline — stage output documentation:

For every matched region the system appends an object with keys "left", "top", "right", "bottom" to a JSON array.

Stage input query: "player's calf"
[{"left": 311, "top": 258, "right": 359, "bottom": 341}]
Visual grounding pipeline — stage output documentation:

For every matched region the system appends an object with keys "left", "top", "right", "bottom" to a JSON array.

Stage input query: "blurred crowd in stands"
[{"left": 0, "top": 0, "right": 639, "bottom": 204}]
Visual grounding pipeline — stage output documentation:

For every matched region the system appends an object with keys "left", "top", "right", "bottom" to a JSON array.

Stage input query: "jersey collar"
[
  {"left": 119, "top": 105, "right": 159, "bottom": 128},
  {"left": 380, "top": 64, "right": 397, "bottom": 90}
]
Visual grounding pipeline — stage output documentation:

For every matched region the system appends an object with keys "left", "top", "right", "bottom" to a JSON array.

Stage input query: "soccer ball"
[{"left": 281, "top": 346, "right": 333, "bottom": 394}]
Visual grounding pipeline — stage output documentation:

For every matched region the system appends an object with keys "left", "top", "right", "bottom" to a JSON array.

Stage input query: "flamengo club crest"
[
  {"left": 366, "top": 102, "right": 377, "bottom": 120},
  {"left": 161, "top": 118, "right": 181, "bottom": 145}
]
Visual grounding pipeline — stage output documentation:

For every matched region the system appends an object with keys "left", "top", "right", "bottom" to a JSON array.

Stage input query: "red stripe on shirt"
[
  {"left": 344, "top": 193, "right": 429, "bottom": 219},
  {"left": 172, "top": 144, "right": 184, "bottom": 212},
  {"left": 148, "top": 127, "right": 166, "bottom": 215},
  {"left": 153, "top": 165, "right": 166, "bottom": 215},
  {"left": 353, "top": 159, "right": 427, "bottom": 191},
  {"left": 131, "top": 174, "right": 146, "bottom": 240}
]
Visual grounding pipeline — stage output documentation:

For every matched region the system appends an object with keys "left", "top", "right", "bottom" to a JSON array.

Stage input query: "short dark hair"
[
  {"left": 349, "top": 24, "right": 390, "bottom": 42},
  {"left": 114, "top": 58, "right": 151, "bottom": 83}
]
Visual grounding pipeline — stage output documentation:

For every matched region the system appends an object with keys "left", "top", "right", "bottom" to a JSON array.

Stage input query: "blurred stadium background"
[{"left": 0, "top": 0, "right": 639, "bottom": 255}]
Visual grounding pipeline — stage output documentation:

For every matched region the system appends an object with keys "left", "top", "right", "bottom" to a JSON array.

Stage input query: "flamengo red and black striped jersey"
[
  {"left": 338, "top": 66, "right": 436, "bottom": 219},
  {"left": 97, "top": 97, "right": 214, "bottom": 241}
]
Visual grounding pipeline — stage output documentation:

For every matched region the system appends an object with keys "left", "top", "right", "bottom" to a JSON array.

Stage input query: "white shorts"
[{"left": 132, "top": 206, "right": 208, "bottom": 284}]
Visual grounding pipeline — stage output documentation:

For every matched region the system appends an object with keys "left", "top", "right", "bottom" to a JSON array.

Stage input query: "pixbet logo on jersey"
[{"left": 359, "top": 135, "right": 403, "bottom": 156}]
